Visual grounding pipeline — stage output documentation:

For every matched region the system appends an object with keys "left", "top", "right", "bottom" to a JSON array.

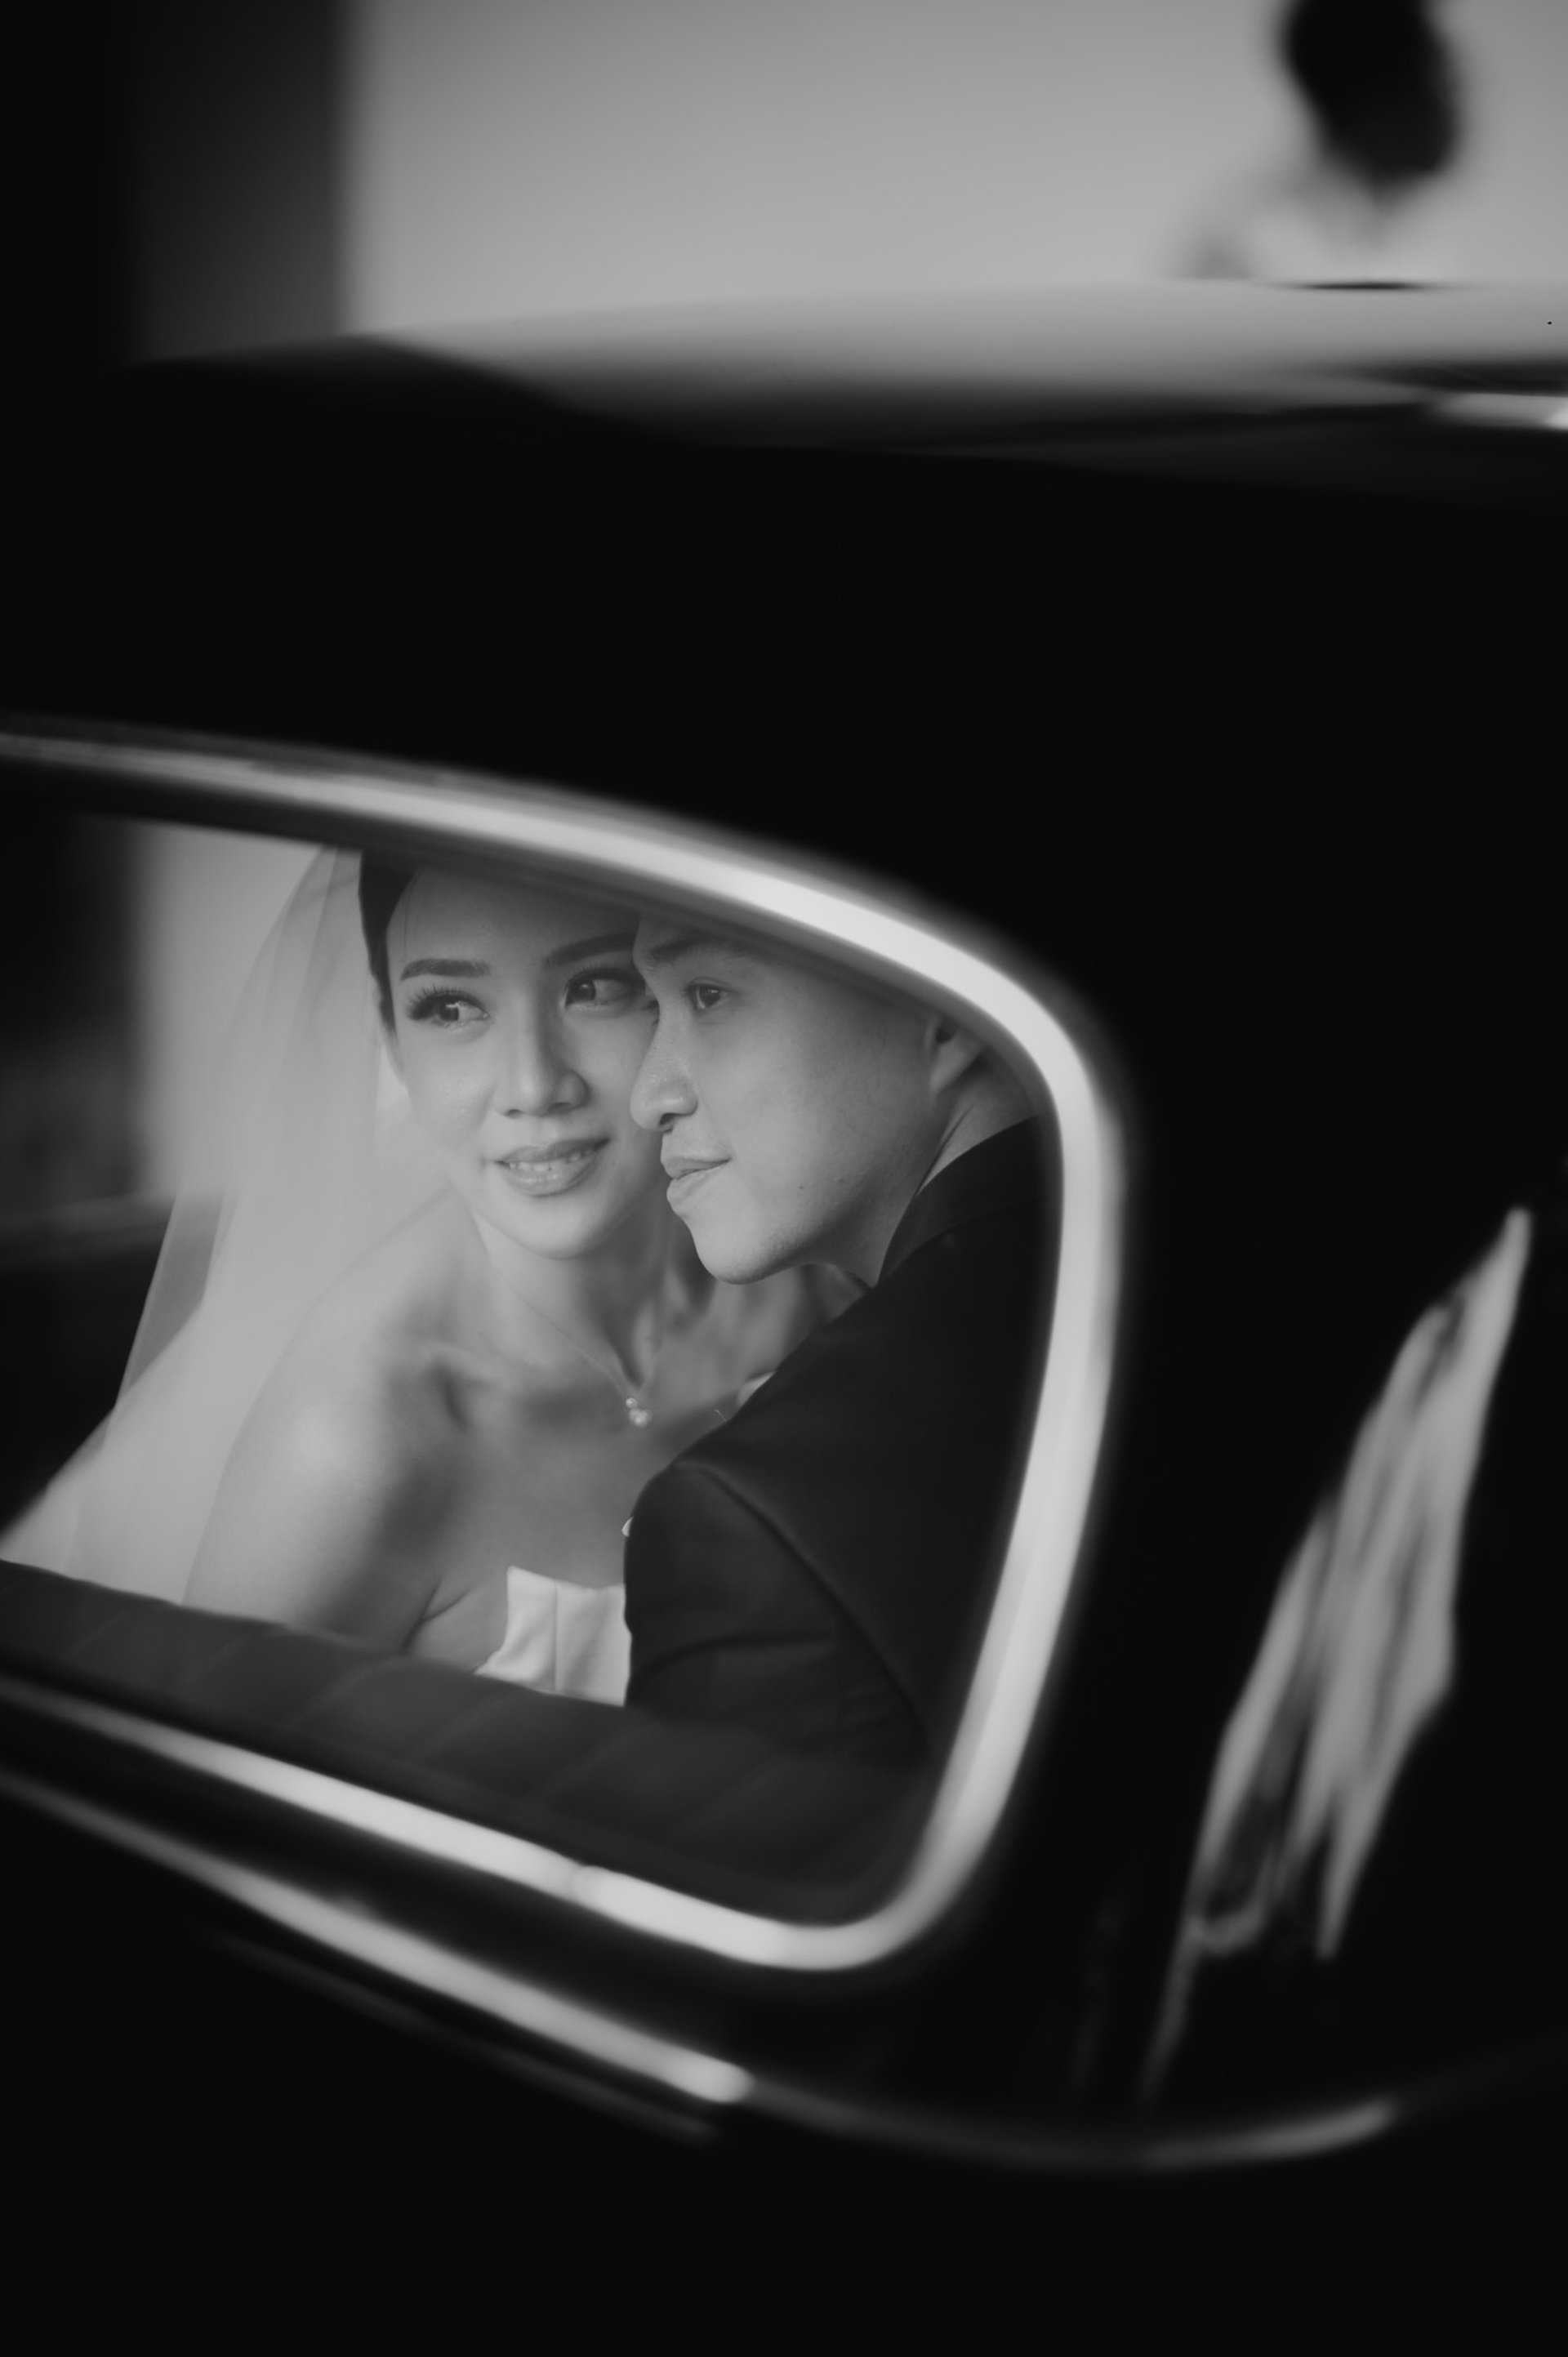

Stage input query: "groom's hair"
[{"left": 357, "top": 853, "right": 418, "bottom": 1027}]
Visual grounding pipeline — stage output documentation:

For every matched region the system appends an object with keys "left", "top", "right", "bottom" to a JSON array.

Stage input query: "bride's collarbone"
[{"left": 426, "top": 1338, "right": 647, "bottom": 1438}]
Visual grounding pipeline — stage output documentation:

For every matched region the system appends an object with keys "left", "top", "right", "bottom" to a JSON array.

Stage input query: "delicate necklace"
[{"left": 489, "top": 1259, "right": 666, "bottom": 1428}]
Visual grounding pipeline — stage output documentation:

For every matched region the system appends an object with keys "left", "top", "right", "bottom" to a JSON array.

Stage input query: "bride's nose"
[{"left": 493, "top": 1014, "right": 586, "bottom": 1116}]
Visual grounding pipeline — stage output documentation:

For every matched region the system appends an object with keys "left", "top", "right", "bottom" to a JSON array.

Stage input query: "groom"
[{"left": 623, "top": 919, "right": 1058, "bottom": 1771}]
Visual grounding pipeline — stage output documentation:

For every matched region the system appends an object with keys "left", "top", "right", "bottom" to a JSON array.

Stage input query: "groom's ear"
[{"left": 924, "top": 1012, "right": 985, "bottom": 1098}]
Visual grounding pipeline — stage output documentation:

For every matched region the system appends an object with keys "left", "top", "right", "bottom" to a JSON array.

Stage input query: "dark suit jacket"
[{"left": 625, "top": 1119, "right": 1058, "bottom": 1769}]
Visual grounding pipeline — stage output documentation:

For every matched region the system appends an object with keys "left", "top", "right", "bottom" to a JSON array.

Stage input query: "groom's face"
[{"left": 630, "top": 922, "right": 939, "bottom": 1283}]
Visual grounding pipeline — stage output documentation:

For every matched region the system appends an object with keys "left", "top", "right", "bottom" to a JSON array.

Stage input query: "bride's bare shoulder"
[{"left": 257, "top": 1201, "right": 469, "bottom": 1469}]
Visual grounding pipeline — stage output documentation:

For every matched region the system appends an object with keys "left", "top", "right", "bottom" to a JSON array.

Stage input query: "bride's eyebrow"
[
  {"left": 398, "top": 956, "right": 489, "bottom": 982},
  {"left": 397, "top": 933, "right": 633, "bottom": 982}
]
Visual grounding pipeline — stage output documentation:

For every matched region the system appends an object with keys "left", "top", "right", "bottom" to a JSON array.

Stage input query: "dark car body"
[{"left": 2, "top": 286, "right": 1566, "bottom": 2260}]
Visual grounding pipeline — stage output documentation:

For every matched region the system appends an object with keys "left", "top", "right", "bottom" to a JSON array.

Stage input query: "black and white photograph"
[{"left": 3, "top": 1, "right": 1566, "bottom": 2308}]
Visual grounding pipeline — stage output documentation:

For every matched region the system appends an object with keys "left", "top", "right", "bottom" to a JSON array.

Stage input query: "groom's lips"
[{"left": 664, "top": 1153, "right": 726, "bottom": 1210}]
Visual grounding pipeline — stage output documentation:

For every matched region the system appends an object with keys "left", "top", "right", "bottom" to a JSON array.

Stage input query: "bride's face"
[{"left": 385, "top": 870, "right": 663, "bottom": 1259}]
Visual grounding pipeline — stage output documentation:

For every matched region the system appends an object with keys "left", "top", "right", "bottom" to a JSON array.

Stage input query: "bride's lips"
[
  {"left": 494, "top": 1138, "right": 607, "bottom": 1195},
  {"left": 664, "top": 1154, "right": 727, "bottom": 1211}
]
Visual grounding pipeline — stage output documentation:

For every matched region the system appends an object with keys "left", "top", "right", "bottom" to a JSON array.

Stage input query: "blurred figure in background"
[{"left": 1180, "top": 0, "right": 1464, "bottom": 283}]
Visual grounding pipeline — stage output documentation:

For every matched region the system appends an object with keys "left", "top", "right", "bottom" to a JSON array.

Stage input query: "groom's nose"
[{"left": 630, "top": 1026, "right": 696, "bottom": 1131}]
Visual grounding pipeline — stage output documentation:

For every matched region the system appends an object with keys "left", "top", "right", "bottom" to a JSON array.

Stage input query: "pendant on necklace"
[{"left": 626, "top": 1398, "right": 653, "bottom": 1429}]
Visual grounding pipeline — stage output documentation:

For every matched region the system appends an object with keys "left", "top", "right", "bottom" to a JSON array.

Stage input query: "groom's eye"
[{"left": 688, "top": 982, "right": 728, "bottom": 1014}]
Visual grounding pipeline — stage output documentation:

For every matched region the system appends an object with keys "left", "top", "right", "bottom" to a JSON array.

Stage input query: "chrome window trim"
[
  {"left": 0, "top": 1685, "right": 754, "bottom": 2117},
  {"left": 0, "top": 1689, "right": 1432, "bottom": 2177},
  {"left": 0, "top": 724, "right": 1125, "bottom": 1978},
  {"left": 0, "top": 1689, "right": 1436, "bottom": 2176}
]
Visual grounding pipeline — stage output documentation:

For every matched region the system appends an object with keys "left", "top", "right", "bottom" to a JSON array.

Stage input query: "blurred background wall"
[
  {"left": 12, "top": 1, "right": 1566, "bottom": 380},
  {"left": 4, "top": 0, "right": 1568, "bottom": 1210},
  {"left": 344, "top": 0, "right": 1568, "bottom": 323},
  {"left": 131, "top": 0, "right": 342, "bottom": 359}
]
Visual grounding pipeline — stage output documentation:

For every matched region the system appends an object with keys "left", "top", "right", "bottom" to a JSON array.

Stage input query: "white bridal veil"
[{"left": 6, "top": 849, "right": 446, "bottom": 1601}]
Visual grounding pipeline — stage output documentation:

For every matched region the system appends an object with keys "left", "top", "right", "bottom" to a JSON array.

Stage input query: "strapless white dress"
[{"left": 475, "top": 1566, "right": 630, "bottom": 1704}]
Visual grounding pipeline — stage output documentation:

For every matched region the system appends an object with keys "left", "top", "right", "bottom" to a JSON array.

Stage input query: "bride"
[{"left": 4, "top": 847, "right": 844, "bottom": 1704}]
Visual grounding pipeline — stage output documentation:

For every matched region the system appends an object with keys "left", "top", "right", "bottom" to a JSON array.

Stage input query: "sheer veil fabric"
[{"left": 6, "top": 850, "right": 448, "bottom": 1600}]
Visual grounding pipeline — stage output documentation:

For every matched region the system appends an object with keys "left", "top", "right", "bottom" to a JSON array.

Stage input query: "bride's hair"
[{"left": 358, "top": 853, "right": 417, "bottom": 1026}]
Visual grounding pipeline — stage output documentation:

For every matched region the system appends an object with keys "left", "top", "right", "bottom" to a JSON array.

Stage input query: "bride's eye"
[
  {"left": 564, "top": 967, "right": 644, "bottom": 1011},
  {"left": 688, "top": 982, "right": 728, "bottom": 1015},
  {"left": 405, "top": 986, "right": 487, "bottom": 1029}
]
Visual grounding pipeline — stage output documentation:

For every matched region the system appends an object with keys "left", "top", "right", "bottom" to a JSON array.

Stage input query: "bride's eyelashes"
[
  {"left": 403, "top": 966, "right": 648, "bottom": 1029},
  {"left": 561, "top": 964, "right": 649, "bottom": 1013},
  {"left": 404, "top": 984, "right": 488, "bottom": 1029}
]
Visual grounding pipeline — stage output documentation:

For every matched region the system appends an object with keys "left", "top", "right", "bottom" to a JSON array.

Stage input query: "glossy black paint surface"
[{"left": 2, "top": 296, "right": 1566, "bottom": 2203}]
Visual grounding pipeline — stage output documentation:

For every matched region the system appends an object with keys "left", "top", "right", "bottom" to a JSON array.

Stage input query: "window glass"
[{"left": 0, "top": 808, "right": 1076, "bottom": 1939}]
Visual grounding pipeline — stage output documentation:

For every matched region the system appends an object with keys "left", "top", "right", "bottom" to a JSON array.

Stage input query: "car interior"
[{"left": 0, "top": 762, "right": 1114, "bottom": 1981}]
